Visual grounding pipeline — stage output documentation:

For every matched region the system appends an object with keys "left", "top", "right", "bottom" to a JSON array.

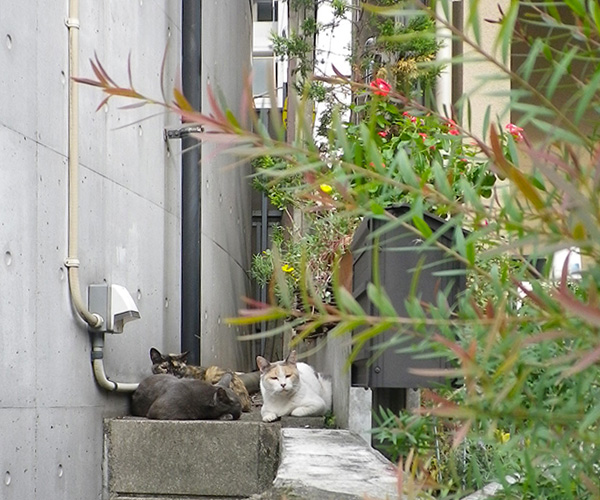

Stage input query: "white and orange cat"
[{"left": 257, "top": 350, "right": 332, "bottom": 422}]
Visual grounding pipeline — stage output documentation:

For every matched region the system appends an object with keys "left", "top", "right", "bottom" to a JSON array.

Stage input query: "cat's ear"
[
  {"left": 216, "top": 372, "right": 233, "bottom": 388},
  {"left": 150, "top": 347, "right": 163, "bottom": 363},
  {"left": 286, "top": 350, "right": 298, "bottom": 365},
  {"left": 257, "top": 356, "right": 270, "bottom": 373},
  {"left": 213, "top": 387, "right": 229, "bottom": 406},
  {"left": 177, "top": 351, "right": 190, "bottom": 362}
]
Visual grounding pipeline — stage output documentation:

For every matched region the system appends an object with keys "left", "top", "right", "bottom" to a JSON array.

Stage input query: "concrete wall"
[
  {"left": 200, "top": 0, "right": 255, "bottom": 372},
  {"left": 0, "top": 1, "right": 181, "bottom": 498}
]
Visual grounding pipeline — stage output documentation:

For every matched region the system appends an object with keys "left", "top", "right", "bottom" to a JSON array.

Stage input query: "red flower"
[
  {"left": 448, "top": 128, "right": 460, "bottom": 136},
  {"left": 506, "top": 123, "right": 524, "bottom": 142},
  {"left": 403, "top": 111, "right": 417, "bottom": 123},
  {"left": 370, "top": 78, "right": 391, "bottom": 97},
  {"left": 378, "top": 131, "right": 388, "bottom": 137},
  {"left": 418, "top": 132, "right": 428, "bottom": 140}
]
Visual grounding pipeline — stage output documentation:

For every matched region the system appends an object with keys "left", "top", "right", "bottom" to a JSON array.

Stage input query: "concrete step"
[
  {"left": 105, "top": 413, "right": 401, "bottom": 500},
  {"left": 254, "top": 428, "right": 401, "bottom": 500},
  {"left": 104, "top": 411, "right": 326, "bottom": 500}
]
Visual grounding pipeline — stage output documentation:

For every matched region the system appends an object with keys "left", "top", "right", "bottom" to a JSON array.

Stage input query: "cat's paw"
[
  {"left": 290, "top": 406, "right": 317, "bottom": 417},
  {"left": 262, "top": 411, "right": 280, "bottom": 422}
]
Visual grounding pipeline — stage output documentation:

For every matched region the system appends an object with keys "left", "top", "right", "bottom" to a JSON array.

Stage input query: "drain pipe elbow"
[{"left": 91, "top": 333, "right": 139, "bottom": 393}]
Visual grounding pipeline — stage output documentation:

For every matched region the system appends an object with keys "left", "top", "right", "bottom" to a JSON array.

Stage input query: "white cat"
[{"left": 256, "top": 350, "right": 332, "bottom": 423}]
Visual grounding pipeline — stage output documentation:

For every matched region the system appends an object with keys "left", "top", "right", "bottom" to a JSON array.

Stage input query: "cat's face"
[
  {"left": 257, "top": 351, "right": 300, "bottom": 395},
  {"left": 149, "top": 347, "right": 188, "bottom": 377}
]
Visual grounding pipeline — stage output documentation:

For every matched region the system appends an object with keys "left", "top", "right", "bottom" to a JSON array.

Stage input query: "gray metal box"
[{"left": 351, "top": 205, "right": 466, "bottom": 389}]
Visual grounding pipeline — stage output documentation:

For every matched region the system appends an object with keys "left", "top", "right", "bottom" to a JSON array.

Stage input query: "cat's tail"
[
  {"left": 238, "top": 370, "right": 260, "bottom": 394},
  {"left": 318, "top": 373, "right": 333, "bottom": 411}
]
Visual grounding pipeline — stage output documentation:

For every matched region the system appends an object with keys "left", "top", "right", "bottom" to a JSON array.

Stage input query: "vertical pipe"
[
  {"left": 66, "top": 0, "right": 103, "bottom": 329},
  {"left": 181, "top": 0, "right": 202, "bottom": 365},
  {"left": 436, "top": 1, "right": 453, "bottom": 118}
]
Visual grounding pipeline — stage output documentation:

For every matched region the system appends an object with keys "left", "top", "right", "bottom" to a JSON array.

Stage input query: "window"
[
  {"left": 252, "top": 57, "right": 275, "bottom": 98},
  {"left": 257, "top": 1, "right": 277, "bottom": 22}
]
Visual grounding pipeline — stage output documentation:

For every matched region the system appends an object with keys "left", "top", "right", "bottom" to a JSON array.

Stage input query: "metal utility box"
[{"left": 351, "top": 205, "right": 466, "bottom": 389}]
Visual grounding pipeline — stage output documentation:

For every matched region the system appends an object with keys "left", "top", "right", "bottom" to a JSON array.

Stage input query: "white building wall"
[
  {"left": 200, "top": 0, "right": 254, "bottom": 371},
  {"left": 0, "top": 1, "right": 181, "bottom": 498}
]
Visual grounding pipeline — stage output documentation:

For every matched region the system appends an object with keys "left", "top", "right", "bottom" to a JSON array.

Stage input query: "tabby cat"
[
  {"left": 131, "top": 372, "right": 242, "bottom": 420},
  {"left": 149, "top": 347, "right": 252, "bottom": 412},
  {"left": 257, "top": 350, "right": 332, "bottom": 423}
]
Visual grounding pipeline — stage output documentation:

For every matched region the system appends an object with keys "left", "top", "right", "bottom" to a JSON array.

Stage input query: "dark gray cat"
[{"left": 131, "top": 373, "right": 242, "bottom": 420}]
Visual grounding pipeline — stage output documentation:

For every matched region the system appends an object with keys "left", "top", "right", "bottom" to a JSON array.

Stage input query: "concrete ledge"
[
  {"left": 105, "top": 414, "right": 327, "bottom": 500},
  {"left": 270, "top": 428, "right": 401, "bottom": 500},
  {"left": 105, "top": 418, "right": 280, "bottom": 499}
]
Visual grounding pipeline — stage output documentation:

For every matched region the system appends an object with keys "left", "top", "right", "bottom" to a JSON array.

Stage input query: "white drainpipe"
[{"left": 65, "top": 0, "right": 138, "bottom": 393}]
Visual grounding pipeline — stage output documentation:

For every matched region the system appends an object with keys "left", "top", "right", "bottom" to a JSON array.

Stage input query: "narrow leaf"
[
  {"left": 412, "top": 215, "right": 433, "bottom": 238},
  {"left": 173, "top": 87, "right": 193, "bottom": 112},
  {"left": 336, "top": 287, "right": 365, "bottom": 316},
  {"left": 574, "top": 70, "right": 600, "bottom": 124},
  {"left": 367, "top": 283, "right": 397, "bottom": 317},
  {"left": 546, "top": 46, "right": 578, "bottom": 100}
]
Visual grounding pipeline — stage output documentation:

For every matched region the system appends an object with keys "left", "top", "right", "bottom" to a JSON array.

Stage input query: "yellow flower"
[
  {"left": 281, "top": 264, "right": 294, "bottom": 273},
  {"left": 319, "top": 183, "right": 333, "bottom": 193},
  {"left": 495, "top": 429, "right": 510, "bottom": 443}
]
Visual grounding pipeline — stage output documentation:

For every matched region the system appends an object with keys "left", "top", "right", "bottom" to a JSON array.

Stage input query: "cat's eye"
[
  {"left": 270, "top": 376, "right": 278, "bottom": 380},
  {"left": 285, "top": 374, "right": 292, "bottom": 378}
]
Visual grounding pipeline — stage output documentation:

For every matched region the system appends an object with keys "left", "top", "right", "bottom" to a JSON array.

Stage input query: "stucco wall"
[{"left": 0, "top": 1, "right": 181, "bottom": 498}]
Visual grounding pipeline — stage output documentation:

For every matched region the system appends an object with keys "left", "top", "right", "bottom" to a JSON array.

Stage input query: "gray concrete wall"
[
  {"left": 200, "top": 1, "right": 254, "bottom": 371},
  {"left": 0, "top": 1, "right": 181, "bottom": 498}
]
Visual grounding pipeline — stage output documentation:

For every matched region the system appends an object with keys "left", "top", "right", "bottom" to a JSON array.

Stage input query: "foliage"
[
  {"left": 75, "top": 0, "right": 600, "bottom": 497},
  {"left": 344, "top": 92, "right": 498, "bottom": 217},
  {"left": 364, "top": 13, "right": 442, "bottom": 96}
]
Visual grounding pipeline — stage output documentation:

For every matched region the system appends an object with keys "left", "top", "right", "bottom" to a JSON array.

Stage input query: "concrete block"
[
  {"left": 273, "top": 428, "right": 400, "bottom": 500},
  {"left": 105, "top": 418, "right": 279, "bottom": 498},
  {"left": 348, "top": 386, "right": 372, "bottom": 444}
]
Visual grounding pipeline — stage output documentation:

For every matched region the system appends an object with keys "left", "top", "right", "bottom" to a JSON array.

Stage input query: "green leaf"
[
  {"left": 590, "top": 0, "right": 600, "bottom": 33},
  {"left": 481, "top": 105, "right": 491, "bottom": 140},
  {"left": 564, "top": 0, "right": 586, "bottom": 17},
  {"left": 529, "top": 117, "right": 584, "bottom": 145},
  {"left": 466, "top": 0, "right": 481, "bottom": 45},
  {"left": 396, "top": 149, "right": 419, "bottom": 187},
  {"left": 367, "top": 283, "right": 397, "bottom": 318},
  {"left": 225, "top": 109, "right": 241, "bottom": 129},
  {"left": 432, "top": 160, "right": 453, "bottom": 199},
  {"left": 412, "top": 215, "right": 433, "bottom": 238},
  {"left": 520, "top": 38, "right": 545, "bottom": 81},
  {"left": 336, "top": 287, "right": 365, "bottom": 316},
  {"left": 370, "top": 201, "right": 385, "bottom": 216},
  {"left": 347, "top": 321, "right": 393, "bottom": 369},
  {"left": 466, "top": 240, "right": 476, "bottom": 266},
  {"left": 546, "top": 46, "right": 578, "bottom": 100},
  {"left": 574, "top": 70, "right": 600, "bottom": 124},
  {"left": 496, "top": 0, "right": 519, "bottom": 65}
]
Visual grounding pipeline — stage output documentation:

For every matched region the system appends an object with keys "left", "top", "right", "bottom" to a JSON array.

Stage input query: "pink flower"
[
  {"left": 370, "top": 78, "right": 391, "bottom": 97},
  {"left": 448, "top": 128, "right": 460, "bottom": 136},
  {"left": 378, "top": 130, "right": 388, "bottom": 138},
  {"left": 418, "top": 132, "right": 428, "bottom": 140},
  {"left": 506, "top": 123, "right": 524, "bottom": 142}
]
